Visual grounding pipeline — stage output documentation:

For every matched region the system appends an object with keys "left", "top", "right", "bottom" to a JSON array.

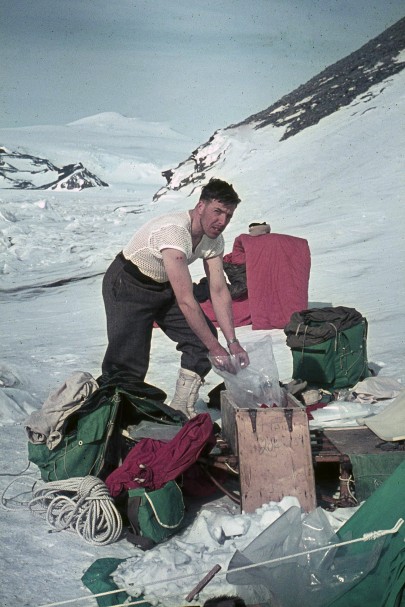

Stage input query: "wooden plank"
[
  {"left": 220, "top": 391, "right": 239, "bottom": 453},
  {"left": 236, "top": 407, "right": 316, "bottom": 513},
  {"left": 325, "top": 428, "right": 405, "bottom": 456}
]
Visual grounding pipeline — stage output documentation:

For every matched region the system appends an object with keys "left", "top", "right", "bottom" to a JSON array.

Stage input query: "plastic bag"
[
  {"left": 127, "top": 421, "right": 181, "bottom": 442},
  {"left": 210, "top": 335, "right": 283, "bottom": 407},
  {"left": 226, "top": 505, "right": 385, "bottom": 607},
  {"left": 309, "top": 401, "right": 375, "bottom": 429}
]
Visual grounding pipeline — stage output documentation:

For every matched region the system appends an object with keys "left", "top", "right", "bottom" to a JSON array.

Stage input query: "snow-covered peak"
[
  {"left": 67, "top": 111, "right": 187, "bottom": 140},
  {"left": 67, "top": 111, "right": 132, "bottom": 127}
]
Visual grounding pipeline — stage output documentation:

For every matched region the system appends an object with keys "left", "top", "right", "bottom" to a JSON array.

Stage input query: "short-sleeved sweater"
[{"left": 122, "top": 210, "right": 224, "bottom": 283}]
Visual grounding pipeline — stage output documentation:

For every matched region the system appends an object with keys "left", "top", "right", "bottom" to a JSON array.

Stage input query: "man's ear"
[{"left": 195, "top": 199, "right": 207, "bottom": 215}]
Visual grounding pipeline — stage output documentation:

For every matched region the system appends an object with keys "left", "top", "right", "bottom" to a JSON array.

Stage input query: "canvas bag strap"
[{"left": 126, "top": 494, "right": 155, "bottom": 551}]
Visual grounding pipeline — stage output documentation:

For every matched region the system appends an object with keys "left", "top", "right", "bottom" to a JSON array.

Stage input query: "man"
[{"left": 101, "top": 178, "right": 249, "bottom": 417}]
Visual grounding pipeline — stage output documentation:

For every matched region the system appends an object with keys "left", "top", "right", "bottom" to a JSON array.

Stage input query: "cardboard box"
[{"left": 221, "top": 391, "right": 316, "bottom": 513}]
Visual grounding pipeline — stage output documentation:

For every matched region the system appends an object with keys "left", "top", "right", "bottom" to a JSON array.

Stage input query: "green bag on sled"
[{"left": 284, "top": 306, "right": 371, "bottom": 391}]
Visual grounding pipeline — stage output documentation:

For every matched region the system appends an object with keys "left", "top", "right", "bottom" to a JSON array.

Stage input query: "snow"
[
  {"left": 112, "top": 496, "right": 307, "bottom": 606},
  {"left": 0, "top": 67, "right": 404, "bottom": 607}
]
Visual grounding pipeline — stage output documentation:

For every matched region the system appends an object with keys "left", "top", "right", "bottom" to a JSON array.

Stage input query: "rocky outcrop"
[{"left": 0, "top": 149, "right": 108, "bottom": 190}]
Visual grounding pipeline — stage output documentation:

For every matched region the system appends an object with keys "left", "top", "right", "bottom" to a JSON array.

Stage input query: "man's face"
[{"left": 197, "top": 198, "right": 236, "bottom": 239}]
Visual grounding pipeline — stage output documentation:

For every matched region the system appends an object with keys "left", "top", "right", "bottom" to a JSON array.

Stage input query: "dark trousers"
[{"left": 102, "top": 254, "right": 217, "bottom": 380}]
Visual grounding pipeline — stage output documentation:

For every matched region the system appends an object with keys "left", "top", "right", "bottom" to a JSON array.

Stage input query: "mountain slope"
[
  {"left": 235, "top": 16, "right": 405, "bottom": 139},
  {"left": 154, "top": 17, "right": 405, "bottom": 199}
]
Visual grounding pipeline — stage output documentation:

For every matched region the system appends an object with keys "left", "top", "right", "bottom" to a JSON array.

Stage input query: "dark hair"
[
  {"left": 203, "top": 596, "right": 247, "bottom": 607},
  {"left": 200, "top": 178, "right": 241, "bottom": 206}
]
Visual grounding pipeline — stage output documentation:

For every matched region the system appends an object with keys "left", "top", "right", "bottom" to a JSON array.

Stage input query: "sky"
[{"left": 1, "top": 0, "right": 404, "bottom": 143}]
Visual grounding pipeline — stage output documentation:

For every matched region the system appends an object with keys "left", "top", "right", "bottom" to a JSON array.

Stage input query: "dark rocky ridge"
[
  {"left": 0, "top": 148, "right": 109, "bottom": 190},
  {"left": 234, "top": 16, "right": 405, "bottom": 140},
  {"left": 155, "top": 17, "right": 405, "bottom": 199}
]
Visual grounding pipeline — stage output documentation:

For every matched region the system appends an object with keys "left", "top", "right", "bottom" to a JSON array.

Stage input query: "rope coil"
[{"left": 29, "top": 476, "right": 122, "bottom": 546}]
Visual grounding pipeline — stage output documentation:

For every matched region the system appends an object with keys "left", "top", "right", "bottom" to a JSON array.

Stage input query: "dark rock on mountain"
[
  {"left": 154, "top": 17, "right": 405, "bottom": 200},
  {"left": 39, "top": 162, "right": 109, "bottom": 191},
  {"left": 236, "top": 16, "right": 405, "bottom": 140},
  {"left": 0, "top": 148, "right": 108, "bottom": 190}
]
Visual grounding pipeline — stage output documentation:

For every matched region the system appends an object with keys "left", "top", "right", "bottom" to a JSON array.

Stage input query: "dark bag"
[
  {"left": 28, "top": 376, "right": 184, "bottom": 482},
  {"left": 284, "top": 306, "right": 371, "bottom": 390},
  {"left": 223, "top": 261, "right": 248, "bottom": 299}
]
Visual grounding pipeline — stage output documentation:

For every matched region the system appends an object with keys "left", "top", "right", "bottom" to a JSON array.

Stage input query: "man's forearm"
[{"left": 210, "top": 287, "right": 236, "bottom": 344}]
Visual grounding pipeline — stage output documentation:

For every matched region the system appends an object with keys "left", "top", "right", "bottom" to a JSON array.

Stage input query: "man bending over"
[{"left": 102, "top": 178, "right": 249, "bottom": 417}]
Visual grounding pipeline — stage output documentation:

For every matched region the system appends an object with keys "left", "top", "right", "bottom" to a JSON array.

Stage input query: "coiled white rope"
[{"left": 29, "top": 476, "right": 122, "bottom": 546}]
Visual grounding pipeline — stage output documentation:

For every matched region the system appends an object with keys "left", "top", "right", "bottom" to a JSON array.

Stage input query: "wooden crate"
[{"left": 221, "top": 391, "right": 316, "bottom": 513}]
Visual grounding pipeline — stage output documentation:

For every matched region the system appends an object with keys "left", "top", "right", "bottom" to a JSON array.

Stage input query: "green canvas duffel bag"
[
  {"left": 28, "top": 377, "right": 184, "bottom": 483},
  {"left": 284, "top": 306, "right": 371, "bottom": 390},
  {"left": 28, "top": 391, "right": 121, "bottom": 482}
]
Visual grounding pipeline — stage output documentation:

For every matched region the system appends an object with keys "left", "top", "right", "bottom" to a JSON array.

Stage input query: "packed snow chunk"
[
  {"left": 185, "top": 509, "right": 227, "bottom": 549},
  {"left": 211, "top": 514, "right": 251, "bottom": 543}
]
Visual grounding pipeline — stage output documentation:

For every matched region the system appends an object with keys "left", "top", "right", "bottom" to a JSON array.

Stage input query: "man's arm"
[
  {"left": 161, "top": 248, "right": 229, "bottom": 359},
  {"left": 204, "top": 255, "right": 249, "bottom": 366}
]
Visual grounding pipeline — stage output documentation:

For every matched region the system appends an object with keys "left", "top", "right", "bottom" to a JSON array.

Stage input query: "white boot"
[{"left": 170, "top": 368, "right": 202, "bottom": 419}]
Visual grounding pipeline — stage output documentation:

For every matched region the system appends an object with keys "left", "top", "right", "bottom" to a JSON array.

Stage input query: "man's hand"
[
  {"left": 209, "top": 343, "right": 238, "bottom": 374},
  {"left": 228, "top": 340, "right": 250, "bottom": 370},
  {"left": 210, "top": 341, "right": 250, "bottom": 374}
]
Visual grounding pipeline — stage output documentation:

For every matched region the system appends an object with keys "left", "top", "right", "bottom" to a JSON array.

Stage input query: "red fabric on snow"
[
  {"left": 105, "top": 413, "right": 215, "bottom": 496},
  {"left": 200, "top": 293, "right": 252, "bottom": 328},
  {"left": 201, "top": 233, "right": 310, "bottom": 330}
]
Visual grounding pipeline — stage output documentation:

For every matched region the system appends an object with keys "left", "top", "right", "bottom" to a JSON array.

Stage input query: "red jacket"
[{"left": 106, "top": 413, "right": 215, "bottom": 496}]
